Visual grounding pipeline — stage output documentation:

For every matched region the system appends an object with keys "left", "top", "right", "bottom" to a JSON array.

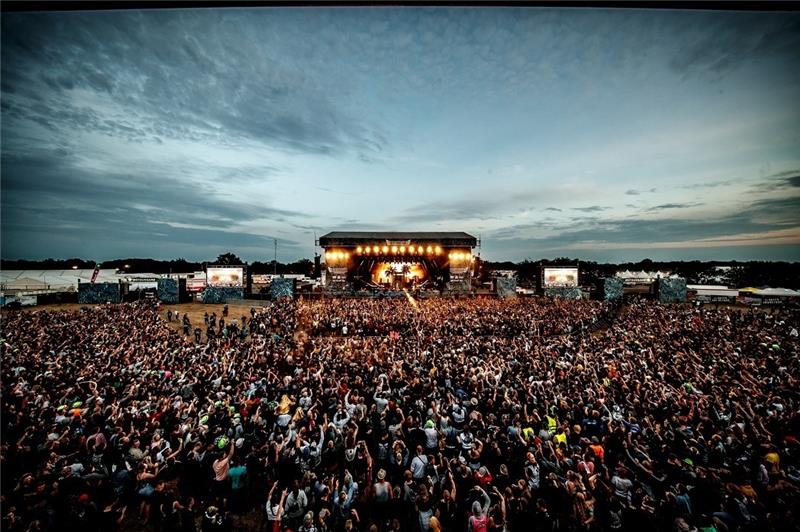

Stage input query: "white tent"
[
  {"left": 1, "top": 277, "right": 50, "bottom": 293},
  {"left": 0, "top": 269, "right": 120, "bottom": 291}
]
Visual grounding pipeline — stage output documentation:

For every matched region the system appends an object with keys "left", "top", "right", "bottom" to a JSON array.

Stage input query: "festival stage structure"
[{"left": 318, "top": 232, "right": 478, "bottom": 292}]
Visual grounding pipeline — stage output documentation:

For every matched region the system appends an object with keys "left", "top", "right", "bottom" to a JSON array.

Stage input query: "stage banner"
[
  {"left": 658, "top": 278, "right": 687, "bottom": 303},
  {"left": 157, "top": 278, "right": 179, "bottom": 304},
  {"left": 78, "top": 282, "right": 121, "bottom": 304},
  {"left": 270, "top": 278, "right": 295, "bottom": 299},
  {"left": 90, "top": 266, "right": 100, "bottom": 284},
  {"left": 603, "top": 277, "right": 624, "bottom": 301},
  {"left": 495, "top": 277, "right": 517, "bottom": 298}
]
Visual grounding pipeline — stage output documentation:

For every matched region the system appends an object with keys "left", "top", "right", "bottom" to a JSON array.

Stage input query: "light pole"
[{"left": 274, "top": 239, "right": 278, "bottom": 276}]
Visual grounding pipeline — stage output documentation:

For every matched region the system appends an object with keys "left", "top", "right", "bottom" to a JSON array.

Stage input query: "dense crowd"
[
  {"left": 307, "top": 298, "right": 607, "bottom": 338},
  {"left": 1, "top": 296, "right": 798, "bottom": 532}
]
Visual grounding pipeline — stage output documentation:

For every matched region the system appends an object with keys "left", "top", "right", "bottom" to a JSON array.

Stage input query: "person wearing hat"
[
  {"left": 423, "top": 419, "right": 439, "bottom": 452},
  {"left": 372, "top": 468, "right": 393, "bottom": 525},
  {"left": 211, "top": 438, "right": 234, "bottom": 505}
]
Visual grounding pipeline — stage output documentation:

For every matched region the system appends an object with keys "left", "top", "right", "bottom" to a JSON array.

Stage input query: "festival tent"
[
  {"left": 0, "top": 277, "right": 50, "bottom": 294},
  {"left": 0, "top": 269, "right": 120, "bottom": 292}
]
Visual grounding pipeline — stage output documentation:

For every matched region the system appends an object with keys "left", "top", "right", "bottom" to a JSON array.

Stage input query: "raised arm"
[
  {"left": 276, "top": 489, "right": 288, "bottom": 519},
  {"left": 477, "top": 486, "right": 491, "bottom": 514}
]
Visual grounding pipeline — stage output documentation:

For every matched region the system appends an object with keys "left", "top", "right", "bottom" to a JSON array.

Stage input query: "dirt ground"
[
  {"left": 158, "top": 303, "right": 267, "bottom": 339},
  {"left": 3, "top": 302, "right": 273, "bottom": 342}
]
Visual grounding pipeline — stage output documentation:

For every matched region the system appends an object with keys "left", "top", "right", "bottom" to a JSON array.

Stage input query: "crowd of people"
[
  {"left": 1, "top": 295, "right": 798, "bottom": 532},
  {"left": 307, "top": 298, "right": 608, "bottom": 338}
]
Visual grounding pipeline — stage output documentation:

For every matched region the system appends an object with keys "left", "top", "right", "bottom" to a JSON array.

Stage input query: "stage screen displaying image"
[
  {"left": 543, "top": 267, "right": 579, "bottom": 287},
  {"left": 206, "top": 267, "right": 244, "bottom": 287}
]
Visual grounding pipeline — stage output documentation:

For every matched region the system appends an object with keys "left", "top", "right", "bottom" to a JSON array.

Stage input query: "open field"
[{"left": 4, "top": 302, "right": 274, "bottom": 342}]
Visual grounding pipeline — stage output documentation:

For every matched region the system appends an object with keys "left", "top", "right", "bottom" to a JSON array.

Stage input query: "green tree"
[{"left": 213, "top": 252, "right": 244, "bottom": 265}]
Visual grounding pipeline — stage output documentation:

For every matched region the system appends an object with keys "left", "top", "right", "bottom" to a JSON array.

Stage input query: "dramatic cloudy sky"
[{"left": 2, "top": 7, "right": 799, "bottom": 262}]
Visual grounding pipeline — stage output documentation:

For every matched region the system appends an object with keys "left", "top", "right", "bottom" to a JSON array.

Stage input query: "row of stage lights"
[
  {"left": 325, "top": 245, "right": 472, "bottom": 261},
  {"left": 355, "top": 244, "right": 442, "bottom": 256}
]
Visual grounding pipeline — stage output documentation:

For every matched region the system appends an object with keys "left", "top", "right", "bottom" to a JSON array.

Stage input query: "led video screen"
[
  {"left": 206, "top": 267, "right": 244, "bottom": 287},
  {"left": 543, "top": 267, "right": 579, "bottom": 287}
]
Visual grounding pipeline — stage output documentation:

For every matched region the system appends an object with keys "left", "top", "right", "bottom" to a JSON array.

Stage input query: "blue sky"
[{"left": 2, "top": 7, "right": 799, "bottom": 262}]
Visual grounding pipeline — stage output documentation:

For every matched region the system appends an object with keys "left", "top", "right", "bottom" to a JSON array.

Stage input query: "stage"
[{"left": 318, "top": 231, "right": 478, "bottom": 292}]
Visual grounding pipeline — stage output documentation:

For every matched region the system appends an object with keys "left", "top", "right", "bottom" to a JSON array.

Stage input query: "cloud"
[
  {"left": 667, "top": 14, "right": 800, "bottom": 80},
  {"left": 2, "top": 8, "right": 799, "bottom": 263},
  {"left": 1, "top": 11, "right": 387, "bottom": 158},
  {"left": 679, "top": 181, "right": 732, "bottom": 190},
  {"left": 481, "top": 194, "right": 800, "bottom": 259},
  {"left": 0, "top": 148, "right": 305, "bottom": 260},
  {"left": 646, "top": 202, "right": 703, "bottom": 211},
  {"left": 571, "top": 206, "right": 609, "bottom": 212}
]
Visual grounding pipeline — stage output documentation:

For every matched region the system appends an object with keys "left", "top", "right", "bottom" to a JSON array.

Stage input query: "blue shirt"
[{"left": 229, "top": 465, "right": 246, "bottom": 490}]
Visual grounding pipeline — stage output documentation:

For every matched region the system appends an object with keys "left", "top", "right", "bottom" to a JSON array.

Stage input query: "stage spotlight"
[
  {"left": 373, "top": 246, "right": 379, "bottom": 253},
  {"left": 435, "top": 246, "right": 442, "bottom": 254},
  {"left": 382, "top": 245, "right": 389, "bottom": 253},
  {"left": 427, "top": 246, "right": 433, "bottom": 254},
  {"left": 399, "top": 246, "right": 405, "bottom": 253},
  {"left": 409, "top": 245, "right": 415, "bottom": 253},
  {"left": 391, "top": 246, "right": 398, "bottom": 254},
  {"left": 345, "top": 252, "right": 350, "bottom": 259},
  {"left": 356, "top": 246, "right": 363, "bottom": 254}
]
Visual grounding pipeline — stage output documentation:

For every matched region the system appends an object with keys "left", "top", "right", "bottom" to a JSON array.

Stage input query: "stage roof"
[{"left": 320, "top": 231, "right": 477, "bottom": 247}]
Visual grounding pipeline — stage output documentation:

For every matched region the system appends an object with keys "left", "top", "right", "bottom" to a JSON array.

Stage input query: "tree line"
[{"left": 3, "top": 254, "right": 798, "bottom": 288}]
